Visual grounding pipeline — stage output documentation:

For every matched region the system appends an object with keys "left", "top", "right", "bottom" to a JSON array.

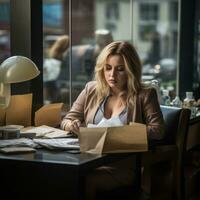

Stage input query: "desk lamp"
[{"left": 0, "top": 56, "right": 40, "bottom": 108}]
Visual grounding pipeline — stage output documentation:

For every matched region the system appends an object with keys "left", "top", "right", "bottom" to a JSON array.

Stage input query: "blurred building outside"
[{"left": 0, "top": 0, "right": 179, "bottom": 106}]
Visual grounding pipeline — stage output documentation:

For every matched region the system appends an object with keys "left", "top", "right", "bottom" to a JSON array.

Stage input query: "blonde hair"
[{"left": 94, "top": 41, "right": 142, "bottom": 107}]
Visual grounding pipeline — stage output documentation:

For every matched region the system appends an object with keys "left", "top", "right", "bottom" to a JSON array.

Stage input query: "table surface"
[
  {"left": 0, "top": 149, "right": 139, "bottom": 200},
  {"left": 0, "top": 148, "right": 109, "bottom": 166}
]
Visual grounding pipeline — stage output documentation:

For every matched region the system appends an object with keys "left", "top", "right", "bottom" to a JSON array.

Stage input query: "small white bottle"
[
  {"left": 183, "top": 91, "right": 197, "bottom": 118},
  {"left": 172, "top": 96, "right": 182, "bottom": 107},
  {"left": 162, "top": 89, "right": 171, "bottom": 106}
]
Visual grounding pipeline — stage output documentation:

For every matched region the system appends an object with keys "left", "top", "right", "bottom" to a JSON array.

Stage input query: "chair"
[
  {"left": 184, "top": 116, "right": 200, "bottom": 200},
  {"left": 142, "top": 105, "right": 191, "bottom": 200}
]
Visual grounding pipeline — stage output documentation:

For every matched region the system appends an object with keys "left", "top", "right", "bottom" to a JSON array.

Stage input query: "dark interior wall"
[
  {"left": 193, "top": 0, "right": 200, "bottom": 99},
  {"left": 178, "top": 0, "right": 195, "bottom": 99},
  {"left": 10, "top": 0, "right": 43, "bottom": 122}
]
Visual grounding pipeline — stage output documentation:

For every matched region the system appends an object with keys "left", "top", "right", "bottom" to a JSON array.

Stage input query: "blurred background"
[{"left": 1, "top": 0, "right": 199, "bottom": 110}]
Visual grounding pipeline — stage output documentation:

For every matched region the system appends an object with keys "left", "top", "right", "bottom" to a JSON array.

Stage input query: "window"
[
  {"left": 43, "top": 2, "right": 63, "bottom": 29},
  {"left": 137, "top": 1, "right": 178, "bottom": 97},
  {"left": 170, "top": 1, "right": 178, "bottom": 22},
  {"left": 0, "top": 0, "right": 10, "bottom": 64},
  {"left": 139, "top": 3, "right": 159, "bottom": 41},
  {"left": 140, "top": 3, "right": 158, "bottom": 21},
  {"left": 106, "top": 2, "right": 119, "bottom": 20},
  {"left": 42, "top": 0, "right": 179, "bottom": 107}
]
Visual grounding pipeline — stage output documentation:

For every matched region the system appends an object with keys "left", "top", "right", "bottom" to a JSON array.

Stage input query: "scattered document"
[
  {"left": 33, "top": 138, "right": 79, "bottom": 150},
  {"left": 0, "top": 147, "right": 36, "bottom": 154},
  {"left": 20, "top": 125, "right": 71, "bottom": 138},
  {"left": 0, "top": 125, "right": 24, "bottom": 130},
  {"left": 0, "top": 138, "right": 39, "bottom": 148},
  {"left": 0, "top": 137, "right": 79, "bottom": 152},
  {"left": 0, "top": 126, "right": 79, "bottom": 152}
]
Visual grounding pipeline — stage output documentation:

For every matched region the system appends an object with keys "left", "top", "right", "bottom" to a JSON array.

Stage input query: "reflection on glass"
[
  {"left": 42, "top": 0, "right": 68, "bottom": 106},
  {"left": 0, "top": 0, "right": 10, "bottom": 65},
  {"left": 138, "top": 1, "right": 178, "bottom": 99},
  {"left": 42, "top": 0, "right": 178, "bottom": 107},
  {"left": 43, "top": 35, "right": 69, "bottom": 105}
]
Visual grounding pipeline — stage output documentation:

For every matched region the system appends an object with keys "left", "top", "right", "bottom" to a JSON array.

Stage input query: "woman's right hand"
[{"left": 62, "top": 119, "right": 81, "bottom": 135}]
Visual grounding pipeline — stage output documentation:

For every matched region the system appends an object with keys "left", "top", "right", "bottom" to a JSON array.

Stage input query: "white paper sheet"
[
  {"left": 33, "top": 138, "right": 79, "bottom": 150},
  {"left": 0, "top": 138, "right": 38, "bottom": 148},
  {"left": 21, "top": 125, "right": 71, "bottom": 138}
]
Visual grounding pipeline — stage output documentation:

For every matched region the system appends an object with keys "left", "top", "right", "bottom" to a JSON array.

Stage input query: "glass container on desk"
[{"left": 183, "top": 92, "right": 198, "bottom": 118}]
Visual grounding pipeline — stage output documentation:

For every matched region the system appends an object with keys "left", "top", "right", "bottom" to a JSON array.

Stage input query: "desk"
[
  {"left": 0, "top": 149, "right": 139, "bottom": 200},
  {"left": 0, "top": 150, "right": 105, "bottom": 200}
]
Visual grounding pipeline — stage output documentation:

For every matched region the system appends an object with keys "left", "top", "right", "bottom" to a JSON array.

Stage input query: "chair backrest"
[
  {"left": 161, "top": 105, "right": 191, "bottom": 149},
  {"left": 161, "top": 105, "right": 191, "bottom": 200}
]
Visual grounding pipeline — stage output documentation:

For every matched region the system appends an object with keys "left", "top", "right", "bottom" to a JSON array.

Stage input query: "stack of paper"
[
  {"left": 20, "top": 125, "right": 71, "bottom": 138},
  {"left": 0, "top": 147, "right": 36, "bottom": 154},
  {"left": 0, "top": 138, "right": 38, "bottom": 148},
  {"left": 33, "top": 138, "right": 79, "bottom": 150}
]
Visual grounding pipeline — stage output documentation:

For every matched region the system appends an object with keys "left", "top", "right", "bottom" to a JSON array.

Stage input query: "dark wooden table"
[
  {"left": 0, "top": 149, "right": 138, "bottom": 200},
  {"left": 0, "top": 149, "right": 104, "bottom": 200}
]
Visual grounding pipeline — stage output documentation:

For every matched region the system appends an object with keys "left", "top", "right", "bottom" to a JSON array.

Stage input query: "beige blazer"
[{"left": 62, "top": 81, "right": 165, "bottom": 141}]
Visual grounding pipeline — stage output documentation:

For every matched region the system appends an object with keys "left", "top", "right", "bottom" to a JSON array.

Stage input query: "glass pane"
[
  {"left": 42, "top": 0, "right": 70, "bottom": 109},
  {"left": 42, "top": 0, "right": 179, "bottom": 107},
  {"left": 70, "top": 0, "right": 131, "bottom": 103},
  {"left": 136, "top": 1, "right": 178, "bottom": 102},
  {"left": 193, "top": 2, "right": 200, "bottom": 100},
  {"left": 0, "top": 0, "right": 10, "bottom": 64}
]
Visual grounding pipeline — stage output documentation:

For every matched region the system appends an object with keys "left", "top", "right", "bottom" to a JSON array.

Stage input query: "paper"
[
  {"left": 79, "top": 123, "right": 148, "bottom": 154},
  {"left": 0, "top": 138, "right": 38, "bottom": 148},
  {"left": 33, "top": 138, "right": 79, "bottom": 150},
  {"left": 1, "top": 125, "right": 24, "bottom": 129},
  {"left": 0, "top": 137, "right": 79, "bottom": 151},
  {"left": 20, "top": 125, "right": 71, "bottom": 138},
  {"left": 88, "top": 116, "right": 124, "bottom": 127},
  {"left": 6, "top": 94, "right": 32, "bottom": 127},
  {"left": 0, "top": 147, "right": 36, "bottom": 154},
  {"left": 34, "top": 103, "right": 64, "bottom": 127}
]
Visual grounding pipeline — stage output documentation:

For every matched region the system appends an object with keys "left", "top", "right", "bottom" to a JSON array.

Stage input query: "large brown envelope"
[
  {"left": 79, "top": 123, "right": 148, "bottom": 154},
  {"left": 6, "top": 94, "right": 32, "bottom": 127},
  {"left": 34, "top": 103, "right": 64, "bottom": 127}
]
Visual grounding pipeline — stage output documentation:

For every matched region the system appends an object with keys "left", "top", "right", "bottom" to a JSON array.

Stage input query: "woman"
[{"left": 61, "top": 41, "right": 165, "bottom": 200}]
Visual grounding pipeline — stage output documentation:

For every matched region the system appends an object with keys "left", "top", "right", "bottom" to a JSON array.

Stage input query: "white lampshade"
[
  {"left": 0, "top": 56, "right": 40, "bottom": 83},
  {"left": 0, "top": 56, "right": 40, "bottom": 108}
]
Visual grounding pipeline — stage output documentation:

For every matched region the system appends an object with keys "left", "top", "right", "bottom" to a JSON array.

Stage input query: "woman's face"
[{"left": 104, "top": 54, "right": 127, "bottom": 92}]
